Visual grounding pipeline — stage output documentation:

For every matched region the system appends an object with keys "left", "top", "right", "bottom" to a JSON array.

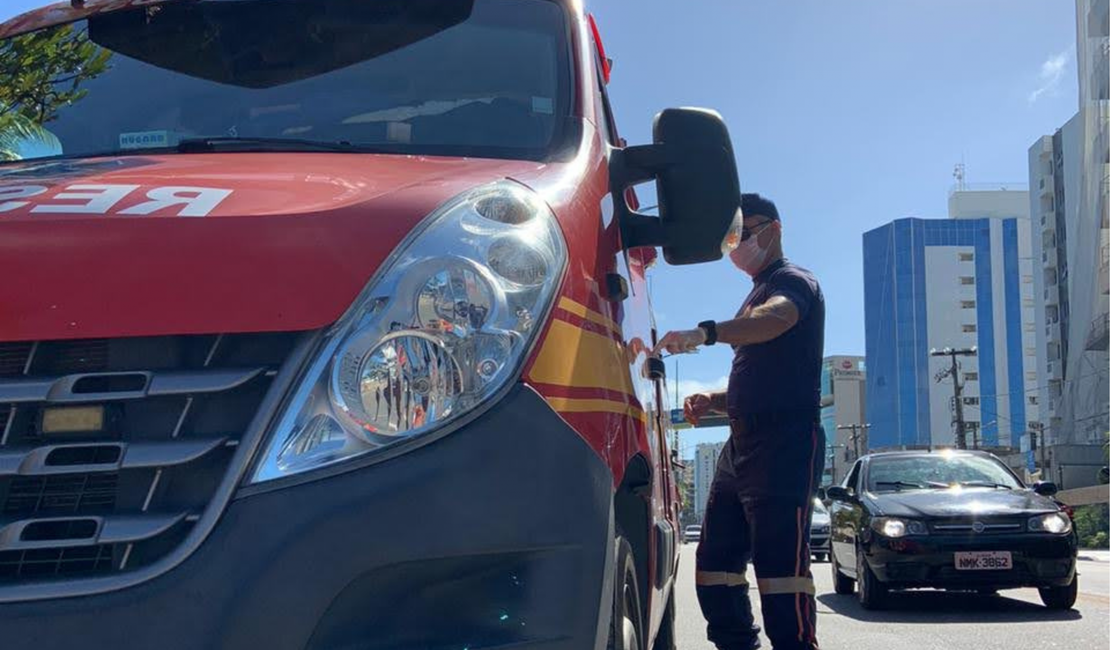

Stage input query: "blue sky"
[{"left": 0, "top": 1, "right": 1082, "bottom": 455}]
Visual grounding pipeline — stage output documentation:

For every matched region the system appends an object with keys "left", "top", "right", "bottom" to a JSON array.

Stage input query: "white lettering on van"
[
  {"left": 0, "top": 185, "right": 48, "bottom": 213},
  {"left": 120, "top": 186, "right": 234, "bottom": 217},
  {"left": 32, "top": 184, "right": 140, "bottom": 214}
]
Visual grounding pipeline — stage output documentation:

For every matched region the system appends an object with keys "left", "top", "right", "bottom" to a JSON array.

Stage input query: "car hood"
[
  {"left": 866, "top": 487, "right": 1060, "bottom": 518},
  {"left": 811, "top": 512, "right": 831, "bottom": 527},
  {"left": 0, "top": 153, "right": 541, "bottom": 341}
]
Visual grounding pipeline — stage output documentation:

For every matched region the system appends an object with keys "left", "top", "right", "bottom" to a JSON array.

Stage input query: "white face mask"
[{"left": 729, "top": 231, "right": 772, "bottom": 275}]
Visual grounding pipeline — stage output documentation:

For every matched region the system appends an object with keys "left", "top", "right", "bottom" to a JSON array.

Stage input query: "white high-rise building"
[
  {"left": 693, "top": 441, "right": 725, "bottom": 519},
  {"left": 1026, "top": 0, "right": 1108, "bottom": 454}
]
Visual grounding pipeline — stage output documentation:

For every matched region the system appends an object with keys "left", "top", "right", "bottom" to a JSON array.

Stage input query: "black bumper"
[
  {"left": 810, "top": 533, "right": 830, "bottom": 553},
  {"left": 0, "top": 386, "right": 614, "bottom": 650},
  {"left": 864, "top": 532, "right": 1077, "bottom": 590}
]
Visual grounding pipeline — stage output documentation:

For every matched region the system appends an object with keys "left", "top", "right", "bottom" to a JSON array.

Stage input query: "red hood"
[{"left": 0, "top": 153, "right": 542, "bottom": 341}]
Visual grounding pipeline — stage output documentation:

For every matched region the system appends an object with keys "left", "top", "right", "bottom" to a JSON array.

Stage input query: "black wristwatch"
[{"left": 698, "top": 320, "right": 718, "bottom": 346}]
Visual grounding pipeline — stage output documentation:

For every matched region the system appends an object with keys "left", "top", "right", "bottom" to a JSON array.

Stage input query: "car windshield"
[
  {"left": 0, "top": 0, "right": 572, "bottom": 165},
  {"left": 867, "top": 454, "right": 1023, "bottom": 492}
]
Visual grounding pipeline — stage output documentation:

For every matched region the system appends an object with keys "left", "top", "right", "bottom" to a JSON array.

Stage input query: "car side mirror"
[
  {"left": 826, "top": 486, "right": 853, "bottom": 502},
  {"left": 1033, "top": 481, "right": 1058, "bottom": 497},
  {"left": 609, "top": 107, "right": 741, "bottom": 265}
]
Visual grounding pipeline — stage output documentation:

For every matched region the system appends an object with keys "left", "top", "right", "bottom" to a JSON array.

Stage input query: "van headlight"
[
  {"left": 1028, "top": 513, "right": 1072, "bottom": 534},
  {"left": 251, "top": 181, "right": 566, "bottom": 482}
]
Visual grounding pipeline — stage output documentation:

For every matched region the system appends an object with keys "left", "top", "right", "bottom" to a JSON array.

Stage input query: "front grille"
[
  {"left": 0, "top": 333, "right": 300, "bottom": 586},
  {"left": 931, "top": 518, "right": 1025, "bottom": 535}
]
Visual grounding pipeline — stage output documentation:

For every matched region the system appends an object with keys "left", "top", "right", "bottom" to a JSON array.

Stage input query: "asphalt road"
[{"left": 673, "top": 545, "right": 1110, "bottom": 650}]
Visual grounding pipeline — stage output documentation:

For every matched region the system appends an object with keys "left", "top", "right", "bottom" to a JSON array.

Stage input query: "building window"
[
  {"left": 1022, "top": 275, "right": 1034, "bottom": 284},
  {"left": 1024, "top": 322, "right": 1035, "bottom": 332},
  {"left": 962, "top": 324, "right": 977, "bottom": 333},
  {"left": 1027, "top": 371, "right": 1039, "bottom": 381},
  {"left": 1025, "top": 347, "right": 1037, "bottom": 357},
  {"left": 964, "top": 372, "right": 979, "bottom": 381},
  {"left": 958, "top": 252, "right": 974, "bottom": 262},
  {"left": 961, "top": 300, "right": 976, "bottom": 309},
  {"left": 1029, "top": 396, "right": 1039, "bottom": 405},
  {"left": 963, "top": 396, "right": 980, "bottom": 405},
  {"left": 960, "top": 276, "right": 975, "bottom": 285}
]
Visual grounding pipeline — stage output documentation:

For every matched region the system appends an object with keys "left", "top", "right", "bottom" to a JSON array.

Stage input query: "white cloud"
[
  {"left": 1028, "top": 49, "right": 1071, "bottom": 103},
  {"left": 673, "top": 375, "right": 729, "bottom": 400}
]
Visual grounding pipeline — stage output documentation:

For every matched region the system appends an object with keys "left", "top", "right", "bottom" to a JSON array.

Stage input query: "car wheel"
[
  {"left": 1039, "top": 575, "right": 1078, "bottom": 611},
  {"left": 650, "top": 588, "right": 676, "bottom": 650},
  {"left": 831, "top": 550, "right": 855, "bottom": 595},
  {"left": 814, "top": 553, "right": 827, "bottom": 563},
  {"left": 856, "top": 548, "right": 888, "bottom": 610},
  {"left": 608, "top": 534, "right": 645, "bottom": 650}
]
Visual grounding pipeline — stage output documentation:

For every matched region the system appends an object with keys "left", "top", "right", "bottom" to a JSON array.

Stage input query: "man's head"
[{"left": 729, "top": 192, "right": 783, "bottom": 275}]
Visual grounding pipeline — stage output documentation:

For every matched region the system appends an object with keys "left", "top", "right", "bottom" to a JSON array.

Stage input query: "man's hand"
[
  {"left": 653, "top": 328, "right": 707, "bottom": 356},
  {"left": 684, "top": 393, "right": 713, "bottom": 426}
]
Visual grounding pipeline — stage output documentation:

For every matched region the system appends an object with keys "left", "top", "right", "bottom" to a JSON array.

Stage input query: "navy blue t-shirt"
[{"left": 726, "top": 259, "right": 825, "bottom": 417}]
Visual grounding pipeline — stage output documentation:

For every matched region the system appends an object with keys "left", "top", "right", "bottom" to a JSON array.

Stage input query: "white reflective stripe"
[
  {"left": 757, "top": 577, "right": 816, "bottom": 595},
  {"left": 696, "top": 570, "right": 749, "bottom": 587}
]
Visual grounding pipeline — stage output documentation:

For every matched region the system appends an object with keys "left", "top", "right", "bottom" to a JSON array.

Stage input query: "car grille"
[
  {"left": 930, "top": 517, "right": 1026, "bottom": 535},
  {"left": 0, "top": 333, "right": 300, "bottom": 586}
]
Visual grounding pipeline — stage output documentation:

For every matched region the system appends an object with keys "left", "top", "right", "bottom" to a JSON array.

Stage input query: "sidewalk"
[{"left": 1077, "top": 549, "right": 1110, "bottom": 562}]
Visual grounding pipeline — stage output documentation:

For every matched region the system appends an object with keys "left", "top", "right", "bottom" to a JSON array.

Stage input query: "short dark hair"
[{"left": 741, "top": 193, "right": 780, "bottom": 222}]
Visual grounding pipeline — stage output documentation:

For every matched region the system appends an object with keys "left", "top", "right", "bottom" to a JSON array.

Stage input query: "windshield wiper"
[
  {"left": 874, "top": 480, "right": 946, "bottom": 491},
  {"left": 957, "top": 481, "right": 1013, "bottom": 490},
  {"left": 176, "top": 137, "right": 372, "bottom": 154}
]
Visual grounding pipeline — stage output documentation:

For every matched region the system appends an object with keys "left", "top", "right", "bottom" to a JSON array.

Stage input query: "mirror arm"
[{"left": 609, "top": 144, "right": 676, "bottom": 250}]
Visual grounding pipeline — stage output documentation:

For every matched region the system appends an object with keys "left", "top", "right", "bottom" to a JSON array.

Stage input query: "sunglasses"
[{"left": 741, "top": 220, "right": 774, "bottom": 241}]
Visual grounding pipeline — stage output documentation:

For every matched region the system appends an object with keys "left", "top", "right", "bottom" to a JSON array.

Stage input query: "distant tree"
[{"left": 0, "top": 24, "right": 110, "bottom": 160}]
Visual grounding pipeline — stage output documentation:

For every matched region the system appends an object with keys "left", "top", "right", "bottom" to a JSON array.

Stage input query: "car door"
[{"left": 830, "top": 459, "right": 865, "bottom": 577}]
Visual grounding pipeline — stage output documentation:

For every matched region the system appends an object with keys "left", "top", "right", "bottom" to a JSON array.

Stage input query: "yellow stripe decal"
[
  {"left": 546, "top": 397, "right": 646, "bottom": 423},
  {"left": 558, "top": 297, "right": 621, "bottom": 336},
  {"left": 530, "top": 320, "right": 635, "bottom": 395}
]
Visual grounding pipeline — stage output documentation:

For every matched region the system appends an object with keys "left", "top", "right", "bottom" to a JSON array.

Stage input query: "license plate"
[{"left": 954, "top": 551, "right": 1012, "bottom": 571}]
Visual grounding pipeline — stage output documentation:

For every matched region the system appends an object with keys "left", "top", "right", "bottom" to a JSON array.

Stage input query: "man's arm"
[{"left": 714, "top": 295, "right": 799, "bottom": 346}]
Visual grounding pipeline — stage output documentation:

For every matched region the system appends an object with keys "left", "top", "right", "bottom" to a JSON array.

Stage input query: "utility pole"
[
  {"left": 930, "top": 346, "right": 977, "bottom": 450},
  {"left": 837, "top": 423, "right": 871, "bottom": 461}
]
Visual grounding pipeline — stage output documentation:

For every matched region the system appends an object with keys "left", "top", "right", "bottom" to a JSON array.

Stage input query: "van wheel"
[
  {"left": 1039, "top": 575, "right": 1078, "bottom": 610},
  {"left": 857, "top": 549, "right": 888, "bottom": 610},
  {"left": 831, "top": 550, "right": 855, "bottom": 595},
  {"left": 608, "top": 534, "right": 645, "bottom": 650},
  {"left": 650, "top": 589, "right": 676, "bottom": 650}
]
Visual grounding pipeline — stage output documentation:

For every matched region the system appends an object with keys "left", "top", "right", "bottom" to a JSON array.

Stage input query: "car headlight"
[
  {"left": 250, "top": 181, "right": 566, "bottom": 483},
  {"left": 871, "top": 517, "right": 929, "bottom": 538},
  {"left": 1028, "top": 512, "right": 1072, "bottom": 534}
]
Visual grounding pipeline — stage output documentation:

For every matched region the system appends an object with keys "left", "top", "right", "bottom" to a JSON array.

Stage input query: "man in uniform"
[{"left": 655, "top": 193, "right": 824, "bottom": 650}]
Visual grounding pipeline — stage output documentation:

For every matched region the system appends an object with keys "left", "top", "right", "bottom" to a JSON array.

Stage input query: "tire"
[
  {"left": 651, "top": 589, "right": 676, "bottom": 650},
  {"left": 831, "top": 550, "right": 855, "bottom": 595},
  {"left": 813, "top": 553, "right": 827, "bottom": 563},
  {"left": 857, "top": 549, "right": 888, "bottom": 610},
  {"left": 608, "top": 535, "right": 645, "bottom": 650},
  {"left": 1039, "top": 575, "right": 1078, "bottom": 611}
]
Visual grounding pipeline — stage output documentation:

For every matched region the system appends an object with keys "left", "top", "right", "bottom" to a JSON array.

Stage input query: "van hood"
[{"left": 0, "top": 153, "right": 541, "bottom": 341}]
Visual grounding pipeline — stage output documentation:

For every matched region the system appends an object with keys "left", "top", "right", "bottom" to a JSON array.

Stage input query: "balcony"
[
  {"left": 1045, "top": 321, "right": 1061, "bottom": 342},
  {"left": 1039, "top": 177, "right": 1053, "bottom": 197},
  {"left": 1047, "top": 360, "right": 1063, "bottom": 379},
  {"left": 1044, "top": 284, "right": 1059, "bottom": 305},
  {"left": 1042, "top": 248, "right": 1058, "bottom": 268},
  {"left": 1086, "top": 315, "right": 1109, "bottom": 351},
  {"left": 1041, "top": 210, "right": 1056, "bottom": 231},
  {"left": 1100, "top": 244, "right": 1109, "bottom": 295}
]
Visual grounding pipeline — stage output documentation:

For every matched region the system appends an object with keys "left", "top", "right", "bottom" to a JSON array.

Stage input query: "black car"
[{"left": 827, "top": 450, "right": 1078, "bottom": 610}]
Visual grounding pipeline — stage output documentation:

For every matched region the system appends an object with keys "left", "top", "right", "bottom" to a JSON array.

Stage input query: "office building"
[
  {"left": 863, "top": 189, "right": 1039, "bottom": 451},
  {"left": 820, "top": 355, "right": 866, "bottom": 485},
  {"left": 693, "top": 441, "right": 725, "bottom": 519}
]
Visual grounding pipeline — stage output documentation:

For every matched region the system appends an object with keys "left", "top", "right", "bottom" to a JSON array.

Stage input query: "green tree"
[
  {"left": 0, "top": 24, "right": 110, "bottom": 160},
  {"left": 1073, "top": 503, "right": 1109, "bottom": 548}
]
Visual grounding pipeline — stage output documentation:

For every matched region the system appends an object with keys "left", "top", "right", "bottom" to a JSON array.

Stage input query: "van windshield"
[{"left": 0, "top": 0, "right": 573, "bottom": 165}]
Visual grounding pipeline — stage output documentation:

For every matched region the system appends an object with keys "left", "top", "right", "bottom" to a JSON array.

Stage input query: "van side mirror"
[
  {"left": 609, "top": 107, "right": 741, "bottom": 265},
  {"left": 826, "top": 486, "right": 852, "bottom": 502},
  {"left": 1033, "top": 481, "right": 1058, "bottom": 497}
]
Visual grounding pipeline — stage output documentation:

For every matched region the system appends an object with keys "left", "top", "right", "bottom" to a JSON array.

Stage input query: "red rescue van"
[{"left": 0, "top": 1, "right": 742, "bottom": 648}]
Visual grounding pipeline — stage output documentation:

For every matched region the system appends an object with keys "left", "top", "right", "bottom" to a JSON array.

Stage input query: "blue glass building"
[{"left": 863, "top": 193, "right": 1038, "bottom": 451}]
